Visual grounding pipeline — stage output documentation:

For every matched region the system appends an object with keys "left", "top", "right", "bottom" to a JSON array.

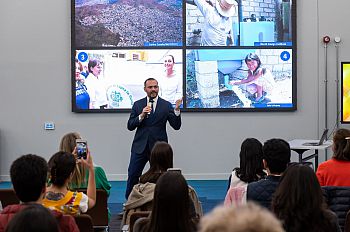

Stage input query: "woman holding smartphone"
[{"left": 58, "top": 132, "right": 112, "bottom": 219}]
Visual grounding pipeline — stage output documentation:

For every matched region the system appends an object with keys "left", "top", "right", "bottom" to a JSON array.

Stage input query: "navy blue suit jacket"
[{"left": 127, "top": 97, "right": 181, "bottom": 154}]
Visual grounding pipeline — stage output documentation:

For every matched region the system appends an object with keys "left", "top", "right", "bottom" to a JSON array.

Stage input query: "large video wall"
[{"left": 72, "top": 0, "right": 296, "bottom": 112}]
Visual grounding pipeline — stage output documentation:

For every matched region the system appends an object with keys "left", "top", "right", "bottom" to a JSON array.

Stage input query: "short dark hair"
[
  {"left": 87, "top": 59, "right": 101, "bottom": 73},
  {"left": 5, "top": 204, "right": 59, "bottom": 232},
  {"left": 144, "top": 78, "right": 158, "bottom": 87},
  {"left": 165, "top": 54, "right": 175, "bottom": 63},
  {"left": 332, "top": 128, "right": 350, "bottom": 160},
  {"left": 10, "top": 154, "right": 48, "bottom": 202},
  {"left": 263, "top": 138, "right": 291, "bottom": 174},
  {"left": 48, "top": 151, "right": 76, "bottom": 187}
]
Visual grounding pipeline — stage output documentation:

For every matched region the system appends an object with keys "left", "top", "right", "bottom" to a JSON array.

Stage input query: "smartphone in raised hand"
[{"left": 76, "top": 139, "right": 87, "bottom": 159}]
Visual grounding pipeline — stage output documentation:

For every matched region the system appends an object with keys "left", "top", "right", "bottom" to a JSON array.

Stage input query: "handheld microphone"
[{"left": 146, "top": 98, "right": 154, "bottom": 118}]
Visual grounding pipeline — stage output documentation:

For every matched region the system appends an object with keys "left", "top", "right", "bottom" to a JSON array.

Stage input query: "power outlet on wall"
[{"left": 44, "top": 122, "right": 55, "bottom": 130}]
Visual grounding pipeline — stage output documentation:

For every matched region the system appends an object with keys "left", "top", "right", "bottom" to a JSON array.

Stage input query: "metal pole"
[
  {"left": 335, "top": 42, "right": 340, "bottom": 129},
  {"left": 324, "top": 43, "right": 328, "bottom": 160}
]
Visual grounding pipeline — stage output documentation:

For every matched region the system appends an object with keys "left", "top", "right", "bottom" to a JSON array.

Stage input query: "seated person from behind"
[
  {"left": 43, "top": 151, "right": 96, "bottom": 215},
  {"left": 0, "top": 154, "right": 79, "bottom": 232},
  {"left": 224, "top": 138, "right": 266, "bottom": 206},
  {"left": 246, "top": 138, "right": 291, "bottom": 209},
  {"left": 124, "top": 142, "right": 202, "bottom": 226},
  {"left": 135, "top": 172, "right": 197, "bottom": 232},
  {"left": 272, "top": 164, "right": 341, "bottom": 232},
  {"left": 139, "top": 141, "right": 173, "bottom": 184},
  {"left": 59, "top": 132, "right": 111, "bottom": 219},
  {"left": 123, "top": 141, "right": 174, "bottom": 226},
  {"left": 316, "top": 128, "right": 350, "bottom": 186},
  {"left": 5, "top": 204, "right": 60, "bottom": 232}
]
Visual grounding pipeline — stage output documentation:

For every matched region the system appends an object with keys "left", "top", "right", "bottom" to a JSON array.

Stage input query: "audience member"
[
  {"left": 43, "top": 151, "right": 96, "bottom": 215},
  {"left": 59, "top": 132, "right": 111, "bottom": 194},
  {"left": 5, "top": 204, "right": 59, "bottom": 232},
  {"left": 198, "top": 202, "right": 284, "bottom": 232},
  {"left": 139, "top": 141, "right": 173, "bottom": 184},
  {"left": 0, "top": 154, "right": 78, "bottom": 232},
  {"left": 272, "top": 164, "right": 341, "bottom": 232},
  {"left": 224, "top": 138, "right": 266, "bottom": 206},
  {"left": 137, "top": 172, "right": 197, "bottom": 232},
  {"left": 123, "top": 142, "right": 202, "bottom": 227},
  {"left": 246, "top": 138, "right": 291, "bottom": 209},
  {"left": 316, "top": 128, "right": 350, "bottom": 186}
]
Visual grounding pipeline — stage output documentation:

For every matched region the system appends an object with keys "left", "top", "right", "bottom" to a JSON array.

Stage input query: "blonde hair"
[
  {"left": 59, "top": 132, "right": 87, "bottom": 188},
  {"left": 199, "top": 202, "right": 284, "bottom": 232}
]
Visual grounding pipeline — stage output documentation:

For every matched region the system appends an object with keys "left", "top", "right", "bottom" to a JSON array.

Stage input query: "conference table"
[{"left": 288, "top": 139, "right": 333, "bottom": 170}]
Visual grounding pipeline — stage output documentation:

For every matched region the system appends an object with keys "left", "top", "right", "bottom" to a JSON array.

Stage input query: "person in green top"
[{"left": 59, "top": 132, "right": 112, "bottom": 221}]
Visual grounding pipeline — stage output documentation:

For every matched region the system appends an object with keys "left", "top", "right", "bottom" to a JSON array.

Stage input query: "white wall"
[{"left": 0, "top": 0, "right": 349, "bottom": 181}]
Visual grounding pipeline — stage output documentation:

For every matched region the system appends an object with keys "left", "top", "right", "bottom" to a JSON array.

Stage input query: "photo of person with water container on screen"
[
  {"left": 185, "top": 49, "right": 293, "bottom": 109},
  {"left": 229, "top": 53, "right": 275, "bottom": 103},
  {"left": 186, "top": 0, "right": 293, "bottom": 47},
  {"left": 186, "top": 0, "right": 238, "bottom": 46}
]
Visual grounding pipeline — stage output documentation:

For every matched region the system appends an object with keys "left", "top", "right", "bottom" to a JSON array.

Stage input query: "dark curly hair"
[
  {"left": 10, "top": 154, "right": 48, "bottom": 202},
  {"left": 263, "top": 138, "right": 291, "bottom": 174}
]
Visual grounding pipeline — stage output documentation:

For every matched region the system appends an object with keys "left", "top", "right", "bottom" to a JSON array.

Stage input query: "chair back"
[
  {"left": 322, "top": 186, "right": 350, "bottom": 231},
  {"left": 133, "top": 217, "right": 150, "bottom": 232},
  {"left": 188, "top": 185, "right": 203, "bottom": 217},
  {"left": 0, "top": 189, "right": 20, "bottom": 208},
  {"left": 345, "top": 210, "right": 350, "bottom": 232},
  {"left": 76, "top": 188, "right": 109, "bottom": 230},
  {"left": 129, "top": 211, "right": 150, "bottom": 232},
  {"left": 74, "top": 214, "right": 94, "bottom": 232}
]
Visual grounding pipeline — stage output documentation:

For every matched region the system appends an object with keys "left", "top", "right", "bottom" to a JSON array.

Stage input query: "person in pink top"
[{"left": 316, "top": 128, "right": 350, "bottom": 186}]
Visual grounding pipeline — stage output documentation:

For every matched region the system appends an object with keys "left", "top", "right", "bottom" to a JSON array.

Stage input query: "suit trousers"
[{"left": 125, "top": 147, "right": 151, "bottom": 199}]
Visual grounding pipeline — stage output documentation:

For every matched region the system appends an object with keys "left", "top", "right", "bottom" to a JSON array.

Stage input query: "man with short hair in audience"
[
  {"left": 0, "top": 154, "right": 79, "bottom": 232},
  {"left": 247, "top": 138, "right": 291, "bottom": 209}
]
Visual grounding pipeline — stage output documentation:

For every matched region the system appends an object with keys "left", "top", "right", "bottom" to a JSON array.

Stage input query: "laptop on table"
[{"left": 302, "top": 129, "right": 329, "bottom": 146}]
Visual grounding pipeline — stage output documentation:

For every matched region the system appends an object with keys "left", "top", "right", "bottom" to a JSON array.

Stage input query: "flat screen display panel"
[
  {"left": 341, "top": 62, "right": 350, "bottom": 123},
  {"left": 72, "top": 0, "right": 296, "bottom": 112}
]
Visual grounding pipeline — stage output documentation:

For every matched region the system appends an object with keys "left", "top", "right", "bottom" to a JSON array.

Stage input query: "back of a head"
[
  {"left": 59, "top": 132, "right": 87, "bottom": 188},
  {"left": 48, "top": 151, "right": 76, "bottom": 187},
  {"left": 10, "top": 154, "right": 48, "bottom": 202},
  {"left": 237, "top": 138, "right": 265, "bottom": 182},
  {"left": 59, "top": 132, "right": 80, "bottom": 153},
  {"left": 147, "top": 172, "right": 192, "bottom": 232},
  {"left": 332, "top": 128, "right": 350, "bottom": 160},
  {"left": 199, "top": 202, "right": 284, "bottom": 232},
  {"left": 5, "top": 204, "right": 59, "bottom": 232},
  {"left": 140, "top": 142, "right": 174, "bottom": 184},
  {"left": 272, "top": 164, "right": 331, "bottom": 231},
  {"left": 263, "top": 138, "right": 291, "bottom": 174},
  {"left": 150, "top": 141, "right": 173, "bottom": 172}
]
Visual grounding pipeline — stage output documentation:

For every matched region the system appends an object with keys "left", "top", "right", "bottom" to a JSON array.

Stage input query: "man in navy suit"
[{"left": 125, "top": 78, "right": 182, "bottom": 199}]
